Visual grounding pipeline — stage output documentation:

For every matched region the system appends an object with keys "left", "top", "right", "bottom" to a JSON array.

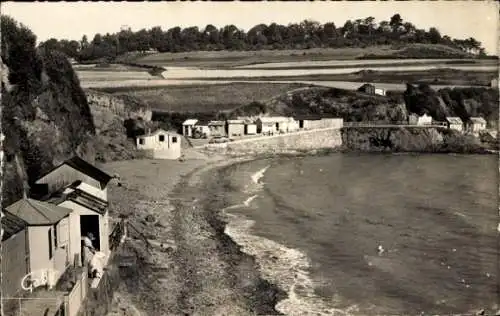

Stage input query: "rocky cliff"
[{"left": 341, "top": 127, "right": 489, "bottom": 153}]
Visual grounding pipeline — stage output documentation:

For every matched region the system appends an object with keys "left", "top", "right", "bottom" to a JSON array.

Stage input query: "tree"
[
  {"left": 428, "top": 27, "right": 441, "bottom": 44},
  {"left": 389, "top": 14, "right": 403, "bottom": 31}
]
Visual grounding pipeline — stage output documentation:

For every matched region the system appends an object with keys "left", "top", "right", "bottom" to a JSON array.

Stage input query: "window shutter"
[{"left": 58, "top": 218, "right": 69, "bottom": 245}]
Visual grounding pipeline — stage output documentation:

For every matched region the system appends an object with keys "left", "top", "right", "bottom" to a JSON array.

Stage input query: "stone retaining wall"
[{"left": 203, "top": 127, "right": 342, "bottom": 155}]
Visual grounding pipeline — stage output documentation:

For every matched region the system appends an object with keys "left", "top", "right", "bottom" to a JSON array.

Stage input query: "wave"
[{"left": 221, "top": 164, "right": 358, "bottom": 316}]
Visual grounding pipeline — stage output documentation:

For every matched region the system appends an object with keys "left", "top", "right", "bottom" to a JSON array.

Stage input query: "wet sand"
[{"left": 103, "top": 149, "right": 285, "bottom": 316}]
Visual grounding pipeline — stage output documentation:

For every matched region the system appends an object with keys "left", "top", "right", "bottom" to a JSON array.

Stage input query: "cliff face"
[
  {"left": 341, "top": 127, "right": 487, "bottom": 153},
  {"left": 1, "top": 17, "right": 97, "bottom": 207},
  {"left": 85, "top": 90, "right": 152, "bottom": 162}
]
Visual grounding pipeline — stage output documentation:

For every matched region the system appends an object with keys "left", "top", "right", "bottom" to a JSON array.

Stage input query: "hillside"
[
  {"left": 1, "top": 16, "right": 151, "bottom": 207},
  {"left": 1, "top": 16, "right": 97, "bottom": 207}
]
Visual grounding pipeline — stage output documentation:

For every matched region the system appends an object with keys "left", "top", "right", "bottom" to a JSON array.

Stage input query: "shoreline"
[
  {"left": 104, "top": 148, "right": 497, "bottom": 316},
  {"left": 105, "top": 152, "right": 287, "bottom": 316}
]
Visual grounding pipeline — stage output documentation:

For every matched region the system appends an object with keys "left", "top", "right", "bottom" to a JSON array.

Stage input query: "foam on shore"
[{"left": 220, "top": 165, "right": 358, "bottom": 316}]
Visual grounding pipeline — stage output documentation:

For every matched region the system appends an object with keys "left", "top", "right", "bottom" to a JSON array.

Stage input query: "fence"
[
  {"left": 109, "top": 218, "right": 126, "bottom": 251},
  {"left": 343, "top": 121, "right": 448, "bottom": 128},
  {"left": 63, "top": 268, "right": 88, "bottom": 316},
  {"left": 1, "top": 297, "right": 64, "bottom": 316}
]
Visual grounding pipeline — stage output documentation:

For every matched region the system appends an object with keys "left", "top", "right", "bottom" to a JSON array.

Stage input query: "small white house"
[
  {"left": 182, "top": 119, "right": 198, "bottom": 137},
  {"left": 136, "top": 129, "right": 181, "bottom": 160},
  {"left": 409, "top": 113, "right": 433, "bottom": 126},
  {"left": 244, "top": 121, "right": 257, "bottom": 135},
  {"left": 467, "top": 117, "right": 487, "bottom": 133},
  {"left": 227, "top": 120, "right": 245, "bottom": 137},
  {"left": 4, "top": 198, "right": 74, "bottom": 289},
  {"left": 445, "top": 117, "right": 464, "bottom": 131},
  {"left": 256, "top": 116, "right": 290, "bottom": 134},
  {"left": 194, "top": 120, "right": 211, "bottom": 138},
  {"left": 375, "top": 88, "right": 386, "bottom": 96}
]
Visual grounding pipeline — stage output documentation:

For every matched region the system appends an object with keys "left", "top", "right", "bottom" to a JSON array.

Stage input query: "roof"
[
  {"left": 257, "top": 116, "right": 290, "bottom": 123},
  {"left": 195, "top": 120, "right": 211, "bottom": 126},
  {"left": 2, "top": 211, "right": 27, "bottom": 241},
  {"left": 140, "top": 129, "right": 178, "bottom": 138},
  {"left": 182, "top": 119, "right": 198, "bottom": 125},
  {"left": 5, "top": 198, "right": 72, "bottom": 226},
  {"left": 208, "top": 120, "right": 225, "bottom": 126},
  {"left": 227, "top": 119, "right": 245, "bottom": 124},
  {"left": 44, "top": 182, "right": 108, "bottom": 215},
  {"left": 36, "top": 156, "right": 113, "bottom": 189},
  {"left": 470, "top": 117, "right": 487, "bottom": 124},
  {"left": 293, "top": 115, "right": 322, "bottom": 121},
  {"left": 446, "top": 117, "right": 463, "bottom": 124}
]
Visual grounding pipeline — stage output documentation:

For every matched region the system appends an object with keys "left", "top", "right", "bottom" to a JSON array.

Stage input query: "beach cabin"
[
  {"left": 4, "top": 199, "right": 73, "bottom": 289},
  {"left": 358, "top": 83, "right": 376, "bottom": 95},
  {"left": 243, "top": 120, "right": 258, "bottom": 135},
  {"left": 33, "top": 156, "right": 112, "bottom": 202},
  {"left": 491, "top": 78, "right": 498, "bottom": 89},
  {"left": 409, "top": 113, "right": 433, "bottom": 126},
  {"left": 445, "top": 117, "right": 464, "bottom": 132},
  {"left": 375, "top": 88, "right": 386, "bottom": 96},
  {"left": 136, "top": 129, "right": 182, "bottom": 159},
  {"left": 467, "top": 117, "right": 487, "bottom": 133},
  {"left": 2, "top": 212, "right": 29, "bottom": 297},
  {"left": 194, "top": 120, "right": 211, "bottom": 138},
  {"left": 256, "top": 116, "right": 290, "bottom": 135},
  {"left": 208, "top": 121, "right": 226, "bottom": 137},
  {"left": 293, "top": 116, "right": 343, "bottom": 130},
  {"left": 227, "top": 120, "right": 245, "bottom": 137},
  {"left": 32, "top": 156, "right": 113, "bottom": 268},
  {"left": 182, "top": 119, "right": 198, "bottom": 137}
]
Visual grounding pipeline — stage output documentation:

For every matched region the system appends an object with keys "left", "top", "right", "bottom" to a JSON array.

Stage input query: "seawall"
[{"left": 202, "top": 127, "right": 343, "bottom": 156}]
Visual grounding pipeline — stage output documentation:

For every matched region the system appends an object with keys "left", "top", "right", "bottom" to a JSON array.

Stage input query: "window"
[
  {"left": 54, "top": 224, "right": 58, "bottom": 248},
  {"left": 48, "top": 229, "right": 53, "bottom": 259},
  {"left": 172, "top": 136, "right": 177, "bottom": 143},
  {"left": 159, "top": 135, "right": 165, "bottom": 142},
  {"left": 139, "top": 138, "right": 145, "bottom": 145}
]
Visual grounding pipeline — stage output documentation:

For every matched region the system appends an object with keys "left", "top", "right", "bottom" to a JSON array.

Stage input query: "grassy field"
[
  {"left": 179, "top": 69, "right": 497, "bottom": 87},
  {"left": 103, "top": 82, "right": 307, "bottom": 112},
  {"left": 128, "top": 44, "right": 475, "bottom": 68}
]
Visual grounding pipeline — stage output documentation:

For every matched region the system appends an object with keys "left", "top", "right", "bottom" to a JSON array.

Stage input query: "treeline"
[{"left": 36, "top": 14, "right": 487, "bottom": 62}]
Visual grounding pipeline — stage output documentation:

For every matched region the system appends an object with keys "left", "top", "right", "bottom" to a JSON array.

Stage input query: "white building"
[
  {"left": 467, "top": 117, "right": 487, "bottom": 133},
  {"left": 182, "top": 119, "right": 198, "bottom": 137},
  {"left": 375, "top": 88, "right": 386, "bottom": 96},
  {"left": 445, "top": 117, "right": 464, "bottom": 131},
  {"left": 136, "top": 129, "right": 181, "bottom": 160},
  {"left": 194, "top": 120, "right": 211, "bottom": 138},
  {"left": 409, "top": 113, "right": 433, "bottom": 126},
  {"left": 256, "top": 116, "right": 291, "bottom": 134}
]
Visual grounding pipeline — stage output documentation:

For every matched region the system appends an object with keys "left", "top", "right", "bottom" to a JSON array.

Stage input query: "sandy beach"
[{"left": 102, "top": 149, "right": 285, "bottom": 316}]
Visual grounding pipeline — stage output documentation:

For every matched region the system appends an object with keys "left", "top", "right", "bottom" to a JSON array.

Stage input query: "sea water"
[{"left": 219, "top": 153, "right": 498, "bottom": 315}]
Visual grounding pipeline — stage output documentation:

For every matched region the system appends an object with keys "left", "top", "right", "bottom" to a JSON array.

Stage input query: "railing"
[
  {"left": 109, "top": 218, "right": 126, "bottom": 251},
  {"left": 343, "top": 121, "right": 448, "bottom": 128},
  {"left": 63, "top": 268, "right": 88, "bottom": 316}
]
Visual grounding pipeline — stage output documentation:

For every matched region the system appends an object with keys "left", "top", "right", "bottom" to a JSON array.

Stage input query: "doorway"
[{"left": 80, "top": 215, "right": 100, "bottom": 251}]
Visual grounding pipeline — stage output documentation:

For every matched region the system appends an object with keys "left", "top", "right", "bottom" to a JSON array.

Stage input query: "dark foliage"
[{"left": 34, "top": 14, "right": 490, "bottom": 62}]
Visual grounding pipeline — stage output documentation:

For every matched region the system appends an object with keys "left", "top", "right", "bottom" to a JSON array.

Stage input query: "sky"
[{"left": 2, "top": 1, "right": 499, "bottom": 54}]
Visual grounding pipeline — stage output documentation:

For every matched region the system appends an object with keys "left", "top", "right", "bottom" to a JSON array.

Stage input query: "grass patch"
[
  {"left": 104, "top": 82, "right": 307, "bottom": 113},
  {"left": 128, "top": 45, "right": 478, "bottom": 68}
]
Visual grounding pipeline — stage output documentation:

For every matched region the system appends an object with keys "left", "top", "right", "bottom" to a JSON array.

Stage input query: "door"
[{"left": 80, "top": 215, "right": 100, "bottom": 251}]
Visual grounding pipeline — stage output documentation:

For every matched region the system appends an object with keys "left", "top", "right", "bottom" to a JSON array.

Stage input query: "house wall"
[
  {"left": 375, "top": 88, "right": 386, "bottom": 96},
  {"left": 303, "top": 118, "right": 343, "bottom": 130},
  {"left": 418, "top": 115, "right": 433, "bottom": 125},
  {"left": 27, "top": 225, "right": 68, "bottom": 287},
  {"left": 195, "top": 125, "right": 211, "bottom": 136},
  {"left": 183, "top": 125, "right": 195, "bottom": 137},
  {"left": 36, "top": 165, "right": 103, "bottom": 192},
  {"left": 245, "top": 124, "right": 257, "bottom": 135},
  {"left": 228, "top": 124, "right": 245, "bottom": 136},
  {"left": 137, "top": 133, "right": 182, "bottom": 160},
  {"left": 57, "top": 200, "right": 110, "bottom": 261},
  {"left": 137, "top": 133, "right": 180, "bottom": 151},
  {"left": 449, "top": 123, "right": 463, "bottom": 131},
  {"left": 471, "top": 122, "right": 486, "bottom": 132},
  {"left": 1, "top": 229, "right": 28, "bottom": 297},
  {"left": 77, "top": 182, "right": 108, "bottom": 201},
  {"left": 209, "top": 125, "right": 225, "bottom": 136}
]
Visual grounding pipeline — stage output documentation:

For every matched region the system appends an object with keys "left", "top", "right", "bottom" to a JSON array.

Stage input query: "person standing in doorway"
[{"left": 81, "top": 232, "right": 96, "bottom": 268}]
